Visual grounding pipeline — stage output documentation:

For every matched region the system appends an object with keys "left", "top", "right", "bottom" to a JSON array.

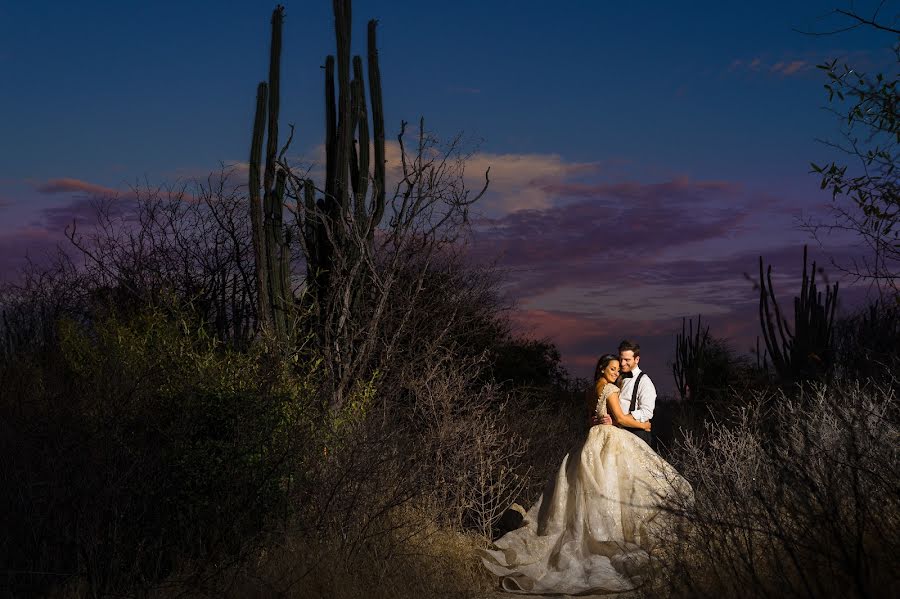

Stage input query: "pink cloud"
[
  {"left": 769, "top": 60, "right": 810, "bottom": 76},
  {"left": 727, "top": 55, "right": 816, "bottom": 78},
  {"left": 36, "top": 178, "right": 121, "bottom": 197},
  {"left": 732, "top": 49, "right": 893, "bottom": 80},
  {"left": 34, "top": 175, "right": 206, "bottom": 205}
]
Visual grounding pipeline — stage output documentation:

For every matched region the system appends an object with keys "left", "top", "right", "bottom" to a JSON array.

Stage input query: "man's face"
[{"left": 619, "top": 350, "right": 639, "bottom": 373}]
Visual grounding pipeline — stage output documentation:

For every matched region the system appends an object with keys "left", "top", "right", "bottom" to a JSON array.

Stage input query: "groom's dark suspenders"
[
  {"left": 626, "top": 372, "right": 653, "bottom": 448},
  {"left": 628, "top": 372, "right": 646, "bottom": 413}
]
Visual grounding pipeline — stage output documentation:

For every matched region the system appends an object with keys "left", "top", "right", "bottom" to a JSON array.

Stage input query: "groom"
[{"left": 617, "top": 339, "right": 657, "bottom": 448}]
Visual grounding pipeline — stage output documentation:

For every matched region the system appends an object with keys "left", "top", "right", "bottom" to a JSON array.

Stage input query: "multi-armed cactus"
[
  {"left": 673, "top": 315, "right": 710, "bottom": 401},
  {"left": 244, "top": 1, "right": 451, "bottom": 413},
  {"left": 248, "top": 1, "right": 387, "bottom": 348},
  {"left": 249, "top": 6, "right": 291, "bottom": 340},
  {"left": 305, "top": 0, "right": 387, "bottom": 300},
  {"left": 759, "top": 246, "right": 839, "bottom": 383}
]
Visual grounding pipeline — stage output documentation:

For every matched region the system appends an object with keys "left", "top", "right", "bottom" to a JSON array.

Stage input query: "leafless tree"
[
  {"left": 282, "top": 119, "right": 490, "bottom": 411},
  {"left": 799, "top": 3, "right": 900, "bottom": 296},
  {"left": 58, "top": 168, "right": 260, "bottom": 344}
]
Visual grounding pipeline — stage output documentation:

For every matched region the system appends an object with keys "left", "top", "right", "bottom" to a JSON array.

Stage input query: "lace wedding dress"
[{"left": 480, "top": 383, "right": 690, "bottom": 595}]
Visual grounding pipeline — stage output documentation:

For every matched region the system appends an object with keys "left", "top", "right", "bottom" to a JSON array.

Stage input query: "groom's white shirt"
[{"left": 618, "top": 365, "right": 657, "bottom": 423}]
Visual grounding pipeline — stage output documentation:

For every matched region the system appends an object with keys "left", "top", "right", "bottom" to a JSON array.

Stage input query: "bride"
[{"left": 480, "top": 354, "right": 690, "bottom": 595}]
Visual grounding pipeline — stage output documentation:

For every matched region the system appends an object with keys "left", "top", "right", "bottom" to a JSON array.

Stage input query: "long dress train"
[{"left": 480, "top": 383, "right": 690, "bottom": 595}]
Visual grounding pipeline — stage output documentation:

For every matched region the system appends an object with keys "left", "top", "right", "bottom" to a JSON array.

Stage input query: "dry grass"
[{"left": 127, "top": 506, "right": 496, "bottom": 599}]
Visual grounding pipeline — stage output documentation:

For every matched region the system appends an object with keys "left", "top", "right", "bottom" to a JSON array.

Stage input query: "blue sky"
[{"left": 1, "top": 0, "right": 895, "bottom": 387}]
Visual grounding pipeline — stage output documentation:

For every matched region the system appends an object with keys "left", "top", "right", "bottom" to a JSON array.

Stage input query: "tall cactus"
[
  {"left": 247, "top": 1, "right": 388, "bottom": 358},
  {"left": 759, "top": 246, "right": 839, "bottom": 383},
  {"left": 249, "top": 5, "right": 291, "bottom": 340},
  {"left": 299, "top": 1, "right": 387, "bottom": 310},
  {"left": 673, "top": 315, "right": 710, "bottom": 401},
  {"left": 363, "top": 19, "right": 386, "bottom": 239}
]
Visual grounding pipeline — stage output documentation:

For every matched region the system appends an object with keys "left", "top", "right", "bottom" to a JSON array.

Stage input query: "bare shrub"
[
  {"left": 61, "top": 171, "right": 258, "bottom": 344},
  {"left": 650, "top": 381, "right": 899, "bottom": 599},
  {"left": 398, "top": 352, "right": 530, "bottom": 539},
  {"left": 178, "top": 349, "right": 533, "bottom": 598}
]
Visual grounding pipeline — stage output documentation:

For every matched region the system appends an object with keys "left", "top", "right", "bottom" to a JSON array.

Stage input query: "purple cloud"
[
  {"left": 36, "top": 197, "right": 130, "bottom": 232},
  {"left": 465, "top": 174, "right": 877, "bottom": 388},
  {"left": 2, "top": 190, "right": 137, "bottom": 283},
  {"left": 471, "top": 176, "right": 756, "bottom": 300},
  {"left": 536, "top": 175, "right": 740, "bottom": 201},
  {"left": 0, "top": 227, "right": 69, "bottom": 284}
]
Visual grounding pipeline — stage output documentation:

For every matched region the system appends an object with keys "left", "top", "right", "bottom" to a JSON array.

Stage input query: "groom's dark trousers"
[{"left": 624, "top": 427, "right": 654, "bottom": 449}]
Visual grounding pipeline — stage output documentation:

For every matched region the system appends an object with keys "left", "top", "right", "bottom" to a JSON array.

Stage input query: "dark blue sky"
[{"left": 1, "top": 1, "right": 894, "bottom": 385}]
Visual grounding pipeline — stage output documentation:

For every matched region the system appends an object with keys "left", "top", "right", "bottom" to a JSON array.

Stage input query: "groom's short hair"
[{"left": 618, "top": 339, "right": 640, "bottom": 357}]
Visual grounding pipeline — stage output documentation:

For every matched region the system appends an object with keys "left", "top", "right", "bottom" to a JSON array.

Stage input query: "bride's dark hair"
[{"left": 593, "top": 353, "right": 618, "bottom": 383}]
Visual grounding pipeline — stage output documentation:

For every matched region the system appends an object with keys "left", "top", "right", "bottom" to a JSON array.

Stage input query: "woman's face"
[{"left": 603, "top": 359, "right": 620, "bottom": 382}]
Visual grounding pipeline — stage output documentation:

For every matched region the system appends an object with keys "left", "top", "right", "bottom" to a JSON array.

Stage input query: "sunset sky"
[{"left": 1, "top": 0, "right": 894, "bottom": 392}]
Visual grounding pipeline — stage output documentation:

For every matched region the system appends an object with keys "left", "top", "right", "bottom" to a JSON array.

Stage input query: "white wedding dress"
[{"left": 480, "top": 383, "right": 690, "bottom": 595}]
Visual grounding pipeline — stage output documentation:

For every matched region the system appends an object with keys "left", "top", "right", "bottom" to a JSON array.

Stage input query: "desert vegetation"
[
  {"left": 655, "top": 248, "right": 898, "bottom": 598},
  {"left": 1, "top": 2, "right": 898, "bottom": 599},
  {"left": 0, "top": 4, "right": 572, "bottom": 597}
]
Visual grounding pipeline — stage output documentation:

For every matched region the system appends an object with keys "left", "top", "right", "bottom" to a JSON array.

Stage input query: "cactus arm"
[
  {"left": 348, "top": 73, "right": 361, "bottom": 207},
  {"left": 759, "top": 246, "right": 840, "bottom": 383},
  {"left": 332, "top": 0, "right": 353, "bottom": 213},
  {"left": 250, "top": 82, "right": 270, "bottom": 329},
  {"left": 760, "top": 258, "right": 788, "bottom": 379},
  {"left": 352, "top": 55, "right": 370, "bottom": 224},
  {"left": 264, "top": 6, "right": 283, "bottom": 197},
  {"left": 324, "top": 55, "right": 337, "bottom": 210},
  {"left": 367, "top": 19, "right": 386, "bottom": 238}
]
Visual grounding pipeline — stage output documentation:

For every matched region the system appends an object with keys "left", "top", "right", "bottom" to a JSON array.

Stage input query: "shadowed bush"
[
  {"left": 0, "top": 270, "right": 545, "bottom": 598},
  {"left": 0, "top": 303, "right": 329, "bottom": 596},
  {"left": 833, "top": 300, "right": 900, "bottom": 385}
]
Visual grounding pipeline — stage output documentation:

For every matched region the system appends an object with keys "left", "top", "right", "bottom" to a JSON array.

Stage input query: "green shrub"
[{"left": 0, "top": 306, "right": 334, "bottom": 596}]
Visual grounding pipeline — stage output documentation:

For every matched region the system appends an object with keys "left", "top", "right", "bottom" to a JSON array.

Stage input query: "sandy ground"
[
  {"left": 484, "top": 593, "right": 642, "bottom": 599},
  {"left": 481, "top": 587, "right": 643, "bottom": 599}
]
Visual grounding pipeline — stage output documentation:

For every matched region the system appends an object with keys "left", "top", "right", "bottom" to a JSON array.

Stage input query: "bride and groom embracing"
[{"left": 480, "top": 340, "right": 691, "bottom": 595}]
